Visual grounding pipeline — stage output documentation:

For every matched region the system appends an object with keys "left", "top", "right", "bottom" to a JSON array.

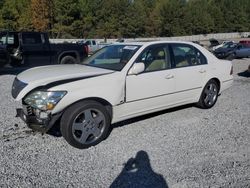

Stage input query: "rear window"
[{"left": 22, "top": 33, "right": 42, "bottom": 45}]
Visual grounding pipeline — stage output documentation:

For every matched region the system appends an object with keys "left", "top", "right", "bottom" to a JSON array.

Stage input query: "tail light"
[
  {"left": 230, "top": 65, "right": 233, "bottom": 75},
  {"left": 84, "top": 45, "right": 89, "bottom": 55}
]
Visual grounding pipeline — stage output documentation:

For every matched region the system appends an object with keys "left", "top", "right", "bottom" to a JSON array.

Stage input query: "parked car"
[
  {"left": 77, "top": 39, "right": 106, "bottom": 55},
  {"left": 0, "top": 43, "right": 9, "bottom": 67},
  {"left": 12, "top": 41, "right": 233, "bottom": 149},
  {"left": 213, "top": 42, "right": 238, "bottom": 59},
  {"left": 0, "top": 31, "right": 88, "bottom": 67},
  {"left": 239, "top": 40, "right": 250, "bottom": 47},
  {"left": 192, "top": 41, "right": 204, "bottom": 47},
  {"left": 235, "top": 45, "right": 250, "bottom": 58},
  {"left": 212, "top": 41, "right": 234, "bottom": 51},
  {"left": 209, "top": 38, "right": 220, "bottom": 48},
  {"left": 214, "top": 43, "right": 250, "bottom": 59},
  {"left": 84, "top": 39, "right": 100, "bottom": 54}
]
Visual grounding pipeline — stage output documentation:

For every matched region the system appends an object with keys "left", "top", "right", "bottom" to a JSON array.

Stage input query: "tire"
[
  {"left": 60, "top": 100, "right": 111, "bottom": 149},
  {"left": 60, "top": 56, "right": 77, "bottom": 64},
  {"left": 197, "top": 80, "right": 219, "bottom": 109},
  {"left": 227, "top": 52, "right": 236, "bottom": 60}
]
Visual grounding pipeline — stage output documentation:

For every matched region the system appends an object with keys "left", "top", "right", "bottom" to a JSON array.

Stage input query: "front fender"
[{"left": 50, "top": 73, "right": 125, "bottom": 114}]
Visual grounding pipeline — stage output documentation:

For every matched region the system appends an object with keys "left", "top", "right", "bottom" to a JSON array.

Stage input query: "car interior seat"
[
  {"left": 175, "top": 55, "right": 189, "bottom": 67},
  {"left": 146, "top": 50, "right": 166, "bottom": 71}
]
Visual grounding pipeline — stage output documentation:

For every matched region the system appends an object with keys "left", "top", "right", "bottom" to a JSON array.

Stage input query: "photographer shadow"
[{"left": 110, "top": 150, "right": 168, "bottom": 188}]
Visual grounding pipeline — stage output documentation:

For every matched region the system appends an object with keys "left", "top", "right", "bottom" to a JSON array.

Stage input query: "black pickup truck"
[{"left": 0, "top": 31, "right": 88, "bottom": 68}]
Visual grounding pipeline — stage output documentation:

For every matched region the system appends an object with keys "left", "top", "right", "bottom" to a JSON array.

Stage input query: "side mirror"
[{"left": 128, "top": 63, "right": 145, "bottom": 75}]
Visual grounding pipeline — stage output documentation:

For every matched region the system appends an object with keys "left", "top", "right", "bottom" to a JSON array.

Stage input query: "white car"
[{"left": 12, "top": 41, "right": 233, "bottom": 149}]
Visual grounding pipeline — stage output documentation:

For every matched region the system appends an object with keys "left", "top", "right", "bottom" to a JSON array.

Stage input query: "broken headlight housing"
[{"left": 24, "top": 91, "right": 67, "bottom": 111}]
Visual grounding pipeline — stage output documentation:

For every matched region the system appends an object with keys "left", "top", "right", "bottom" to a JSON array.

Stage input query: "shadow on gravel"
[
  {"left": 47, "top": 120, "right": 62, "bottom": 137},
  {"left": 110, "top": 150, "right": 168, "bottom": 188},
  {"left": 238, "top": 70, "right": 250, "bottom": 78}
]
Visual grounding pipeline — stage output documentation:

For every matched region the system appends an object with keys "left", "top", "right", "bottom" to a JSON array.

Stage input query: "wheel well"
[
  {"left": 88, "top": 97, "right": 113, "bottom": 119},
  {"left": 65, "top": 97, "right": 113, "bottom": 120},
  {"left": 210, "top": 78, "right": 221, "bottom": 92}
]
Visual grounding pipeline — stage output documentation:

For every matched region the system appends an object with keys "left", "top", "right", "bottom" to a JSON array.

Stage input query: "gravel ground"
[{"left": 0, "top": 59, "right": 249, "bottom": 188}]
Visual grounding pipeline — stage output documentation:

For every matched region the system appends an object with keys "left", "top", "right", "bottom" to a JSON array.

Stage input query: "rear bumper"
[{"left": 16, "top": 108, "right": 62, "bottom": 133}]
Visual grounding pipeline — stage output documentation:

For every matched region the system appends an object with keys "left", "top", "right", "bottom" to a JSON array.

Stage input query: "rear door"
[
  {"left": 169, "top": 43, "right": 208, "bottom": 103},
  {"left": 20, "top": 32, "right": 51, "bottom": 66}
]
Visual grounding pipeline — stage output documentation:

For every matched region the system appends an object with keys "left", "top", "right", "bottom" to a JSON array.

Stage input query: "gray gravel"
[{"left": 0, "top": 59, "right": 250, "bottom": 188}]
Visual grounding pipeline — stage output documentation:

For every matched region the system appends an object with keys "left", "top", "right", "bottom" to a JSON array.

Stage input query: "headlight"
[{"left": 24, "top": 91, "right": 67, "bottom": 111}]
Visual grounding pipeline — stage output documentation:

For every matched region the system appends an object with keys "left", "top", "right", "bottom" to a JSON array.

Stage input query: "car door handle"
[
  {"left": 199, "top": 69, "right": 206, "bottom": 73},
  {"left": 165, "top": 74, "right": 174, "bottom": 79}
]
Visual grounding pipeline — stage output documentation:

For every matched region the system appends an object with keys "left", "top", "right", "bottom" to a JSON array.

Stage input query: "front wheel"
[
  {"left": 227, "top": 52, "right": 236, "bottom": 60},
  {"left": 197, "top": 80, "right": 219, "bottom": 109},
  {"left": 60, "top": 100, "right": 111, "bottom": 149}
]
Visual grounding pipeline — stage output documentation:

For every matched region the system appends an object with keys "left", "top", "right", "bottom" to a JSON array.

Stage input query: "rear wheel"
[
  {"left": 197, "top": 80, "right": 219, "bottom": 109},
  {"left": 60, "top": 100, "right": 111, "bottom": 149},
  {"left": 60, "top": 56, "right": 77, "bottom": 64}
]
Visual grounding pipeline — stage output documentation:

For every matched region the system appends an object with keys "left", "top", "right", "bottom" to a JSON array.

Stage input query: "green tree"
[
  {"left": 0, "top": 0, "right": 249, "bottom": 37},
  {"left": 207, "top": 0, "right": 224, "bottom": 33},
  {"left": 184, "top": 0, "right": 214, "bottom": 35},
  {"left": 53, "top": 0, "right": 80, "bottom": 38},
  {"left": 0, "top": 0, "right": 32, "bottom": 31},
  {"left": 78, "top": 0, "right": 103, "bottom": 38},
  {"left": 96, "top": 0, "right": 129, "bottom": 38},
  {"left": 156, "top": 0, "right": 186, "bottom": 37}
]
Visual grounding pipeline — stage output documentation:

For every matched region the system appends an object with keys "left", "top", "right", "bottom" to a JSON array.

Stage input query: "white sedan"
[{"left": 12, "top": 41, "right": 233, "bottom": 149}]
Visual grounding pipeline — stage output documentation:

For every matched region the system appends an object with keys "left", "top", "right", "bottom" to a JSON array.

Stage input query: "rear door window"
[
  {"left": 22, "top": 33, "right": 42, "bottom": 45},
  {"left": 171, "top": 43, "right": 207, "bottom": 68}
]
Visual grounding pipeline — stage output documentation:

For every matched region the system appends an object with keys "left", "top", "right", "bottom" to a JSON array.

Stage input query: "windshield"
[{"left": 82, "top": 45, "right": 141, "bottom": 71}]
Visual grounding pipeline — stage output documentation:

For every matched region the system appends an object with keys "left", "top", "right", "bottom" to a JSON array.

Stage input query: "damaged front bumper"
[{"left": 16, "top": 106, "right": 62, "bottom": 133}]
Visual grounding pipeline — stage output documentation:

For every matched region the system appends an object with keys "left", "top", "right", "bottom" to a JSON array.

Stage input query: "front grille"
[
  {"left": 11, "top": 77, "right": 28, "bottom": 99},
  {"left": 26, "top": 105, "right": 33, "bottom": 116}
]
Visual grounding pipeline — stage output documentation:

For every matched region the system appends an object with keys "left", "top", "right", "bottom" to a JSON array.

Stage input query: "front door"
[{"left": 124, "top": 44, "right": 176, "bottom": 118}]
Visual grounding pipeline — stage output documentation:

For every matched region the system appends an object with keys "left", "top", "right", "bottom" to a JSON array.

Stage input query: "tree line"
[{"left": 0, "top": 0, "right": 249, "bottom": 39}]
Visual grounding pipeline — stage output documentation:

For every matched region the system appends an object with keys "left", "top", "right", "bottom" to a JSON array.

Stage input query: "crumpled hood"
[
  {"left": 17, "top": 64, "right": 114, "bottom": 83},
  {"left": 214, "top": 47, "right": 233, "bottom": 53},
  {"left": 13, "top": 64, "right": 114, "bottom": 100}
]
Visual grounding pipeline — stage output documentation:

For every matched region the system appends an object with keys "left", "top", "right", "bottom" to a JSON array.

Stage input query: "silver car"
[{"left": 235, "top": 45, "right": 250, "bottom": 58}]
